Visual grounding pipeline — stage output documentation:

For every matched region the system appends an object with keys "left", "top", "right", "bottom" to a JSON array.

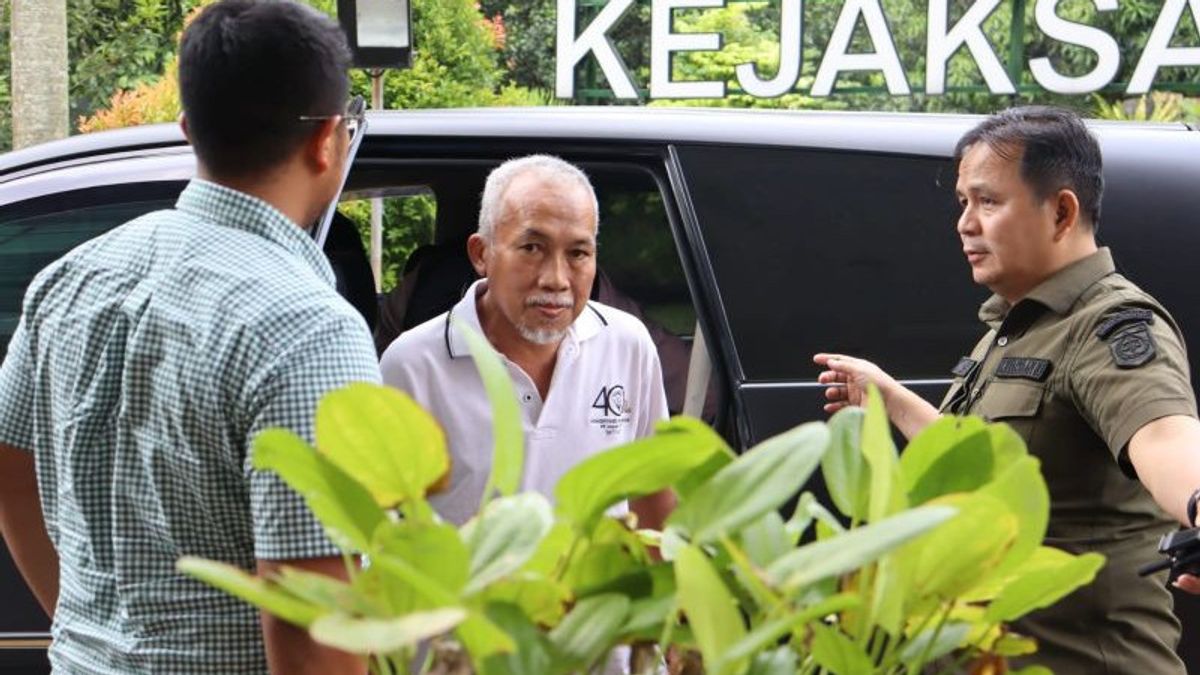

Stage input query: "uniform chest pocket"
[{"left": 975, "top": 379, "right": 1045, "bottom": 421}]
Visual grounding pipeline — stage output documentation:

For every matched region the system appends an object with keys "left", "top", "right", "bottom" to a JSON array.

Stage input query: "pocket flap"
[{"left": 976, "top": 380, "right": 1043, "bottom": 420}]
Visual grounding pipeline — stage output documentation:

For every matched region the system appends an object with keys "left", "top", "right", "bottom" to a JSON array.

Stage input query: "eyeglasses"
[{"left": 299, "top": 95, "right": 366, "bottom": 135}]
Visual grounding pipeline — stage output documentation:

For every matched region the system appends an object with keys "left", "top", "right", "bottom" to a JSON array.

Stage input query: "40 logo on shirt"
[{"left": 590, "top": 384, "right": 633, "bottom": 436}]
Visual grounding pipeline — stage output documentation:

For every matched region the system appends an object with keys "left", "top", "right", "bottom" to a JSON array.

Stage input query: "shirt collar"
[
  {"left": 175, "top": 179, "right": 335, "bottom": 286},
  {"left": 978, "top": 247, "right": 1115, "bottom": 327},
  {"left": 445, "top": 278, "right": 609, "bottom": 359}
]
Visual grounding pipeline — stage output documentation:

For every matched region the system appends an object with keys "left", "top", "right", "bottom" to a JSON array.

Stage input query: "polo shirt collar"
[
  {"left": 175, "top": 179, "right": 335, "bottom": 286},
  {"left": 445, "top": 278, "right": 608, "bottom": 359},
  {"left": 978, "top": 247, "right": 1115, "bottom": 327}
]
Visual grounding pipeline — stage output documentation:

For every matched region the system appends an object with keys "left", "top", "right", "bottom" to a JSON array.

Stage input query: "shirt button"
[
  {"left": 997, "top": 336, "right": 1008, "bottom": 346},
  {"left": 522, "top": 394, "right": 533, "bottom": 403}
]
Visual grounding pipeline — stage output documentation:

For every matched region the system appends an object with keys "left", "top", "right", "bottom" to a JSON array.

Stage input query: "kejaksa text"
[{"left": 556, "top": 0, "right": 1200, "bottom": 99}]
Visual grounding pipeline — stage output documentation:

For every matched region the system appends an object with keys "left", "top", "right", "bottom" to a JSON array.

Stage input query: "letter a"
[{"left": 1128, "top": 0, "right": 1200, "bottom": 94}]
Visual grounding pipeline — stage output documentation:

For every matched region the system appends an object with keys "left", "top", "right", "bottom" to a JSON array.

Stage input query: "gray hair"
[{"left": 477, "top": 154, "right": 599, "bottom": 241}]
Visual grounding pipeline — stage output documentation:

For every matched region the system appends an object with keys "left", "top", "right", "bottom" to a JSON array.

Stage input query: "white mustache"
[{"left": 525, "top": 294, "right": 574, "bottom": 309}]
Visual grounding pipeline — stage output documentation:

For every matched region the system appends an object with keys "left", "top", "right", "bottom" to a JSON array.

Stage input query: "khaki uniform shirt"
[{"left": 940, "top": 248, "right": 1195, "bottom": 675}]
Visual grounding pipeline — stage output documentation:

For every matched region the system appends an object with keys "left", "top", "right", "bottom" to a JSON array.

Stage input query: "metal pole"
[{"left": 369, "top": 69, "right": 385, "bottom": 292}]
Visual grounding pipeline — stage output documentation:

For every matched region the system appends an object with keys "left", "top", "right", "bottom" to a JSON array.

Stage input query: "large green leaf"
[
  {"left": 975, "top": 456, "right": 1049, "bottom": 580},
  {"left": 308, "top": 608, "right": 466, "bottom": 655},
  {"left": 620, "top": 594, "right": 677, "bottom": 640},
  {"left": 675, "top": 545, "right": 748, "bottom": 675},
  {"left": 907, "top": 493, "right": 1018, "bottom": 604},
  {"left": 985, "top": 549, "right": 1106, "bottom": 622},
  {"left": 988, "top": 422, "right": 1028, "bottom": 472},
  {"left": 457, "top": 611, "right": 519, "bottom": 663},
  {"left": 463, "top": 493, "right": 554, "bottom": 594},
  {"left": 766, "top": 505, "right": 957, "bottom": 592},
  {"left": 810, "top": 623, "right": 872, "bottom": 674},
  {"left": 862, "top": 386, "right": 905, "bottom": 523},
  {"left": 374, "top": 519, "right": 470, "bottom": 610},
  {"left": 563, "top": 541, "right": 643, "bottom": 596},
  {"left": 272, "top": 566, "right": 382, "bottom": 617},
  {"left": 480, "top": 603, "right": 557, "bottom": 675},
  {"left": 548, "top": 593, "right": 631, "bottom": 671},
  {"left": 252, "top": 429, "right": 386, "bottom": 552},
  {"left": 480, "top": 574, "right": 570, "bottom": 626},
  {"left": 899, "top": 416, "right": 993, "bottom": 505},
  {"left": 176, "top": 557, "right": 323, "bottom": 627},
  {"left": 822, "top": 407, "right": 869, "bottom": 521},
  {"left": 314, "top": 383, "right": 448, "bottom": 508},
  {"left": 455, "top": 319, "right": 525, "bottom": 502},
  {"left": 555, "top": 416, "right": 733, "bottom": 531},
  {"left": 667, "top": 422, "right": 830, "bottom": 544},
  {"left": 738, "top": 511, "right": 792, "bottom": 567}
]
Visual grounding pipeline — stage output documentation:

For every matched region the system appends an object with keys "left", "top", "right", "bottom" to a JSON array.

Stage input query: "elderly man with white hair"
[{"left": 380, "top": 154, "right": 675, "bottom": 528}]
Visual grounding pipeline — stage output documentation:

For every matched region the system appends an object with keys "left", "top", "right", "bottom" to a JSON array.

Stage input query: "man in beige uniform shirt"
[{"left": 816, "top": 106, "right": 1200, "bottom": 674}]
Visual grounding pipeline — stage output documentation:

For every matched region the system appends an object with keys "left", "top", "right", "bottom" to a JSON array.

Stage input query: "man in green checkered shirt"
[{"left": 0, "top": 2, "right": 377, "bottom": 673}]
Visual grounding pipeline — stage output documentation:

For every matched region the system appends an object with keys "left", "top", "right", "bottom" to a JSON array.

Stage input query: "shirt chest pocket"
[{"left": 974, "top": 379, "right": 1045, "bottom": 428}]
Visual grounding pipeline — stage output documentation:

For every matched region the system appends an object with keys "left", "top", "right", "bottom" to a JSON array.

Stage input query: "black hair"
[
  {"left": 178, "top": 0, "right": 351, "bottom": 178},
  {"left": 955, "top": 106, "right": 1104, "bottom": 228}
]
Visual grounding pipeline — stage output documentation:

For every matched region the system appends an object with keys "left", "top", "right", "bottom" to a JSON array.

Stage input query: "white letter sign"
[
  {"left": 812, "top": 0, "right": 909, "bottom": 96},
  {"left": 556, "top": 0, "right": 638, "bottom": 99},
  {"left": 735, "top": 0, "right": 803, "bottom": 97},
  {"left": 926, "top": 0, "right": 1014, "bottom": 95},
  {"left": 651, "top": 0, "right": 727, "bottom": 99},
  {"left": 1128, "top": 0, "right": 1200, "bottom": 94},
  {"left": 1030, "top": 0, "right": 1119, "bottom": 94}
]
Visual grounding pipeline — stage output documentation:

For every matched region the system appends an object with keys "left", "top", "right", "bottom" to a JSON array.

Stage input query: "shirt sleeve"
[
  {"left": 243, "top": 312, "right": 381, "bottom": 561},
  {"left": 1069, "top": 304, "right": 1197, "bottom": 471},
  {"left": 0, "top": 316, "right": 36, "bottom": 451},
  {"left": 637, "top": 332, "right": 670, "bottom": 439}
]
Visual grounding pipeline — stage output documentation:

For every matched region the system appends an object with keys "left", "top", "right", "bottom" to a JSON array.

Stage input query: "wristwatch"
[{"left": 1187, "top": 488, "right": 1200, "bottom": 528}]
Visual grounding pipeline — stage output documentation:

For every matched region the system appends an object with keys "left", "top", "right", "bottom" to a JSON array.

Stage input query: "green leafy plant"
[{"left": 179, "top": 325, "right": 1101, "bottom": 673}]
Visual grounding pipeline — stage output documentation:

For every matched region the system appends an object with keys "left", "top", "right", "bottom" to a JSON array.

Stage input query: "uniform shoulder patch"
[
  {"left": 1094, "top": 307, "right": 1154, "bottom": 339},
  {"left": 1107, "top": 322, "right": 1157, "bottom": 368}
]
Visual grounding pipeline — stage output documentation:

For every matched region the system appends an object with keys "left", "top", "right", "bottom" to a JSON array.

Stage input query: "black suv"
[{"left": 1, "top": 108, "right": 1198, "bottom": 671}]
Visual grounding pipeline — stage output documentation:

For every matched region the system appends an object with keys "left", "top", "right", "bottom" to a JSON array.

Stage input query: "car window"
[
  {"left": 677, "top": 144, "right": 987, "bottom": 382},
  {"left": 0, "top": 197, "right": 177, "bottom": 360}
]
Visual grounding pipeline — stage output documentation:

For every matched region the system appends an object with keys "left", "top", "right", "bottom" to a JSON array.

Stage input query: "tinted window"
[
  {"left": 0, "top": 197, "right": 176, "bottom": 359},
  {"left": 678, "top": 145, "right": 986, "bottom": 382}
]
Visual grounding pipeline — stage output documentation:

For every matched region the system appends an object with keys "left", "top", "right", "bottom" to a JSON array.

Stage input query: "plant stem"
[{"left": 908, "top": 602, "right": 955, "bottom": 675}]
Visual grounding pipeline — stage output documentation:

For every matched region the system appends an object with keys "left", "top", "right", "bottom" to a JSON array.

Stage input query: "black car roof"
[{"left": 0, "top": 106, "right": 1193, "bottom": 179}]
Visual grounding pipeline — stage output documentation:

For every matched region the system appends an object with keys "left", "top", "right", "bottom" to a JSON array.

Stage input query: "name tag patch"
[
  {"left": 994, "top": 357, "right": 1052, "bottom": 382},
  {"left": 1095, "top": 308, "right": 1154, "bottom": 339},
  {"left": 951, "top": 357, "right": 978, "bottom": 378}
]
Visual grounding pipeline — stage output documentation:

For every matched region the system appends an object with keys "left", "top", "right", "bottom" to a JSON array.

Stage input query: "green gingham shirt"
[{"left": 0, "top": 180, "right": 380, "bottom": 674}]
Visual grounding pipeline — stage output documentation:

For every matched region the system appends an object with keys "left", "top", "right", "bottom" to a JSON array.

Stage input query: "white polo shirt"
[{"left": 380, "top": 279, "right": 670, "bottom": 525}]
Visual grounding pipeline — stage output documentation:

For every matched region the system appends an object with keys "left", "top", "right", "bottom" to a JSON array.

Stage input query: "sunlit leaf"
[
  {"left": 309, "top": 608, "right": 466, "bottom": 655},
  {"left": 738, "top": 512, "right": 790, "bottom": 568},
  {"left": 252, "top": 429, "right": 386, "bottom": 551},
  {"left": 899, "top": 416, "right": 993, "bottom": 505},
  {"left": 556, "top": 416, "right": 734, "bottom": 531},
  {"left": 455, "top": 319, "right": 524, "bottom": 501},
  {"left": 985, "top": 550, "right": 1106, "bottom": 623},
  {"left": 822, "top": 406, "right": 869, "bottom": 520},
  {"left": 463, "top": 493, "right": 554, "bottom": 594},
  {"left": 374, "top": 519, "right": 470, "bottom": 610},
  {"left": 548, "top": 593, "right": 631, "bottom": 670},
  {"left": 620, "top": 595, "right": 677, "bottom": 640},
  {"left": 176, "top": 557, "right": 322, "bottom": 627},
  {"left": 480, "top": 574, "right": 570, "bottom": 626},
  {"left": 767, "top": 505, "right": 957, "bottom": 592},
  {"left": 675, "top": 545, "right": 747, "bottom": 675},
  {"left": 667, "top": 422, "right": 829, "bottom": 544},
  {"left": 907, "top": 493, "right": 1018, "bottom": 604},
  {"left": 315, "top": 383, "right": 448, "bottom": 508},
  {"left": 975, "top": 456, "right": 1049, "bottom": 580},
  {"left": 862, "top": 385, "right": 905, "bottom": 522},
  {"left": 810, "top": 623, "right": 872, "bottom": 674}
]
